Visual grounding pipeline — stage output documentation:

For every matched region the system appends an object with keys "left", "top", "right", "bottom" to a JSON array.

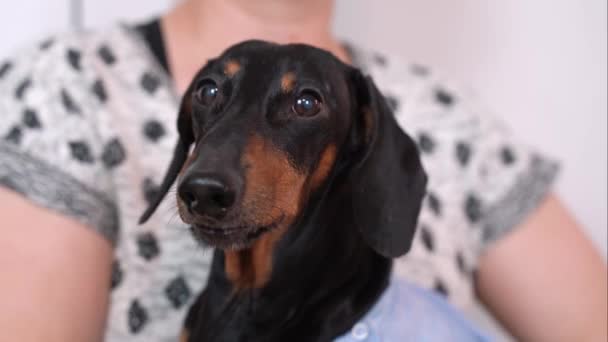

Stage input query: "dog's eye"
[
  {"left": 195, "top": 80, "right": 219, "bottom": 105},
  {"left": 293, "top": 91, "right": 321, "bottom": 117}
]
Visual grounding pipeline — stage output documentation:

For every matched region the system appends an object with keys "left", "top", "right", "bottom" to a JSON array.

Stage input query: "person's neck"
[{"left": 161, "top": 0, "right": 349, "bottom": 93}]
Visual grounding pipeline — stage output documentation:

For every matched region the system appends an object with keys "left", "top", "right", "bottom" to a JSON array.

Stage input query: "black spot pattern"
[
  {"left": 501, "top": 146, "right": 516, "bottom": 165},
  {"left": 137, "top": 232, "right": 160, "bottom": 261},
  {"left": 140, "top": 72, "right": 160, "bottom": 95},
  {"left": 435, "top": 88, "right": 454, "bottom": 107},
  {"left": 455, "top": 252, "right": 468, "bottom": 276},
  {"left": 420, "top": 225, "right": 435, "bottom": 252},
  {"left": 0, "top": 35, "right": 546, "bottom": 336},
  {"left": 434, "top": 279, "right": 449, "bottom": 297},
  {"left": 101, "top": 138, "right": 126, "bottom": 169},
  {"left": 98, "top": 45, "right": 117, "bottom": 65},
  {"left": 142, "top": 178, "right": 160, "bottom": 205},
  {"left": 373, "top": 53, "right": 387, "bottom": 66},
  {"left": 4, "top": 126, "right": 22, "bottom": 145},
  {"left": 143, "top": 120, "right": 166, "bottom": 142},
  {"left": 427, "top": 192, "right": 442, "bottom": 216},
  {"left": 417, "top": 132, "right": 436, "bottom": 154},
  {"left": 40, "top": 38, "right": 54, "bottom": 50},
  {"left": 464, "top": 194, "right": 483, "bottom": 223},
  {"left": 411, "top": 64, "right": 429, "bottom": 76},
  {"left": 165, "top": 276, "right": 191, "bottom": 309},
  {"left": 22, "top": 108, "right": 41, "bottom": 129},
  {"left": 111, "top": 260, "right": 123, "bottom": 289},
  {"left": 385, "top": 95, "right": 400, "bottom": 112},
  {"left": 92, "top": 79, "right": 107, "bottom": 102},
  {"left": 0, "top": 61, "right": 12, "bottom": 79},
  {"left": 69, "top": 141, "right": 94, "bottom": 163},
  {"left": 66, "top": 49, "right": 81, "bottom": 71},
  {"left": 128, "top": 300, "right": 148, "bottom": 334},
  {"left": 15, "top": 78, "right": 32, "bottom": 100},
  {"left": 61, "top": 89, "right": 81, "bottom": 114},
  {"left": 455, "top": 142, "right": 472, "bottom": 167},
  {"left": 479, "top": 166, "right": 489, "bottom": 179}
]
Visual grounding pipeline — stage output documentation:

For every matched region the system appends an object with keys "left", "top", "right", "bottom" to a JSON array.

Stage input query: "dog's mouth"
[{"left": 190, "top": 216, "right": 284, "bottom": 249}]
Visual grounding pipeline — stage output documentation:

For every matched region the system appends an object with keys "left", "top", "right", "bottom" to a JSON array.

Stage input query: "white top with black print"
[{"left": 0, "top": 23, "right": 558, "bottom": 342}]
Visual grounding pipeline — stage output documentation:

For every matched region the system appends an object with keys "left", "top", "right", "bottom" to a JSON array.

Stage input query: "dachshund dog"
[{"left": 139, "top": 40, "right": 427, "bottom": 342}]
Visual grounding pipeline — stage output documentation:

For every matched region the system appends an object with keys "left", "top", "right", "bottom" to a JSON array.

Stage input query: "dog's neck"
[{"left": 189, "top": 185, "right": 392, "bottom": 341}]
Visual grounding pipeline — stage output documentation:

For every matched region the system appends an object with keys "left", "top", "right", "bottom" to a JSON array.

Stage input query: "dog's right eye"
[
  {"left": 293, "top": 91, "right": 321, "bottom": 117},
  {"left": 195, "top": 80, "right": 219, "bottom": 106}
]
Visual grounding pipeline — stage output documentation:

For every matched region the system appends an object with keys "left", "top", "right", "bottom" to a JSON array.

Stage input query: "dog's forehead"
[{"left": 218, "top": 41, "right": 344, "bottom": 79}]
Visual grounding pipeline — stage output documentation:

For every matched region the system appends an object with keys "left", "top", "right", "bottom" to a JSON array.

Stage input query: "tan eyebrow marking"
[
  {"left": 280, "top": 72, "right": 296, "bottom": 93},
  {"left": 224, "top": 60, "right": 241, "bottom": 77}
]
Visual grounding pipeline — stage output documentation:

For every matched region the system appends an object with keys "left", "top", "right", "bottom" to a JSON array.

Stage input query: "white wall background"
[{"left": 1, "top": 0, "right": 605, "bottom": 259}]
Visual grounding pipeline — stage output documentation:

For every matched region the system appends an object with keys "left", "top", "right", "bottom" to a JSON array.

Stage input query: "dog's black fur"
[{"left": 140, "top": 40, "right": 427, "bottom": 342}]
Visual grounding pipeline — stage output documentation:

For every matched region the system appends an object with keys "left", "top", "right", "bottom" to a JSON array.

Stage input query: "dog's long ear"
[
  {"left": 139, "top": 92, "right": 195, "bottom": 224},
  {"left": 347, "top": 69, "right": 427, "bottom": 258}
]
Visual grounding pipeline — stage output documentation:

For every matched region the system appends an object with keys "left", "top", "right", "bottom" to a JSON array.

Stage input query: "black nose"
[{"left": 178, "top": 174, "right": 236, "bottom": 219}]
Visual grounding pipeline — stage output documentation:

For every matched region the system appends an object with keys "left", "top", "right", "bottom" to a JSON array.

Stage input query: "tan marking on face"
[
  {"left": 280, "top": 72, "right": 296, "bottom": 93},
  {"left": 224, "top": 225, "right": 287, "bottom": 289},
  {"left": 223, "top": 134, "right": 307, "bottom": 289},
  {"left": 241, "top": 134, "right": 306, "bottom": 226},
  {"left": 224, "top": 248, "right": 252, "bottom": 288},
  {"left": 308, "top": 144, "right": 337, "bottom": 192},
  {"left": 224, "top": 60, "right": 241, "bottom": 77}
]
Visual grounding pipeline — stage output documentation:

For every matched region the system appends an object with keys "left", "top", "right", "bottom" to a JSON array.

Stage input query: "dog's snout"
[{"left": 178, "top": 174, "right": 237, "bottom": 219}]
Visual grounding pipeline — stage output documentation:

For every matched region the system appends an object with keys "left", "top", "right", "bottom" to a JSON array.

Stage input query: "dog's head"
[{"left": 140, "top": 40, "right": 427, "bottom": 258}]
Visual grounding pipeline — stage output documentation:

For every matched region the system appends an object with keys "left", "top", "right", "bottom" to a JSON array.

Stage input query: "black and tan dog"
[{"left": 139, "top": 40, "right": 427, "bottom": 342}]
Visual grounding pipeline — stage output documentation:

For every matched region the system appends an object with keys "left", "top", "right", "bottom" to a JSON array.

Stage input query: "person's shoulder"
[
  {"left": 347, "top": 42, "right": 504, "bottom": 188},
  {"left": 348, "top": 42, "right": 453, "bottom": 88},
  {"left": 0, "top": 23, "right": 139, "bottom": 244},
  {"left": 347, "top": 42, "right": 485, "bottom": 128},
  {"left": 0, "top": 22, "right": 151, "bottom": 126},
  {"left": 0, "top": 23, "right": 139, "bottom": 86},
  {"left": 348, "top": 42, "right": 432, "bottom": 97},
  {"left": 349, "top": 43, "right": 560, "bottom": 254}
]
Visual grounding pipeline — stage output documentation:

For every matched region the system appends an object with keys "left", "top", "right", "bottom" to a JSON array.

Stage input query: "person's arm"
[
  {"left": 0, "top": 188, "right": 112, "bottom": 342},
  {"left": 476, "top": 194, "right": 607, "bottom": 342}
]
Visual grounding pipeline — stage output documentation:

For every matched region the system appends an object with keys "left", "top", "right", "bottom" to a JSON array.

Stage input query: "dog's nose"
[{"left": 178, "top": 174, "right": 236, "bottom": 219}]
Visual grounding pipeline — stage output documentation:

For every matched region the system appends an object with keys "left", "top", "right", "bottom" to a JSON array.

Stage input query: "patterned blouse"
[{"left": 0, "top": 20, "right": 558, "bottom": 342}]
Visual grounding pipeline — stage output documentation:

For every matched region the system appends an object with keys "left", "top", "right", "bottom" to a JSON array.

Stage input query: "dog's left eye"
[
  {"left": 195, "top": 80, "right": 219, "bottom": 105},
  {"left": 293, "top": 91, "right": 321, "bottom": 117}
]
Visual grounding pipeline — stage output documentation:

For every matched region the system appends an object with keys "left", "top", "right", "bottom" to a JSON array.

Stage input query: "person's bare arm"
[
  {"left": 0, "top": 188, "right": 112, "bottom": 342},
  {"left": 476, "top": 194, "right": 607, "bottom": 341}
]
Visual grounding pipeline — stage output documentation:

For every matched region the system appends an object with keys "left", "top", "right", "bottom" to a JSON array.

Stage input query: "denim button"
[{"left": 351, "top": 322, "right": 369, "bottom": 340}]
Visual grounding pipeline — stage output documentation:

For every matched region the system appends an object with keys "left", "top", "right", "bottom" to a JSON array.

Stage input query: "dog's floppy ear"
[
  {"left": 139, "top": 91, "right": 195, "bottom": 224},
  {"left": 347, "top": 69, "right": 427, "bottom": 258}
]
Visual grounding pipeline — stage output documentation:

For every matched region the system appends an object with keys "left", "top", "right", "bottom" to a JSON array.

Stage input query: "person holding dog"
[{"left": 0, "top": 0, "right": 606, "bottom": 341}]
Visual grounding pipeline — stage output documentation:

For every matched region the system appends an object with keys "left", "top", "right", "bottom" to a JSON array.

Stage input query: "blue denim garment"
[{"left": 335, "top": 278, "right": 492, "bottom": 342}]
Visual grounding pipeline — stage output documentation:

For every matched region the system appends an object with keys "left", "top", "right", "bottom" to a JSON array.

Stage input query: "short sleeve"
[
  {"left": 0, "top": 37, "right": 118, "bottom": 243},
  {"left": 354, "top": 45, "right": 560, "bottom": 307},
  {"left": 466, "top": 98, "right": 560, "bottom": 248},
  {"left": 386, "top": 65, "right": 560, "bottom": 255},
  {"left": 360, "top": 49, "right": 559, "bottom": 253}
]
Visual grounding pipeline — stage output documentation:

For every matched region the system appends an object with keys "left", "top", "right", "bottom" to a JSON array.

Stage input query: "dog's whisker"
[{"left": 167, "top": 212, "right": 182, "bottom": 226}]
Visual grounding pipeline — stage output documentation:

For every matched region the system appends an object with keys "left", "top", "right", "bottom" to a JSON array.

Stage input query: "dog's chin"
[{"left": 189, "top": 220, "right": 281, "bottom": 250}]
